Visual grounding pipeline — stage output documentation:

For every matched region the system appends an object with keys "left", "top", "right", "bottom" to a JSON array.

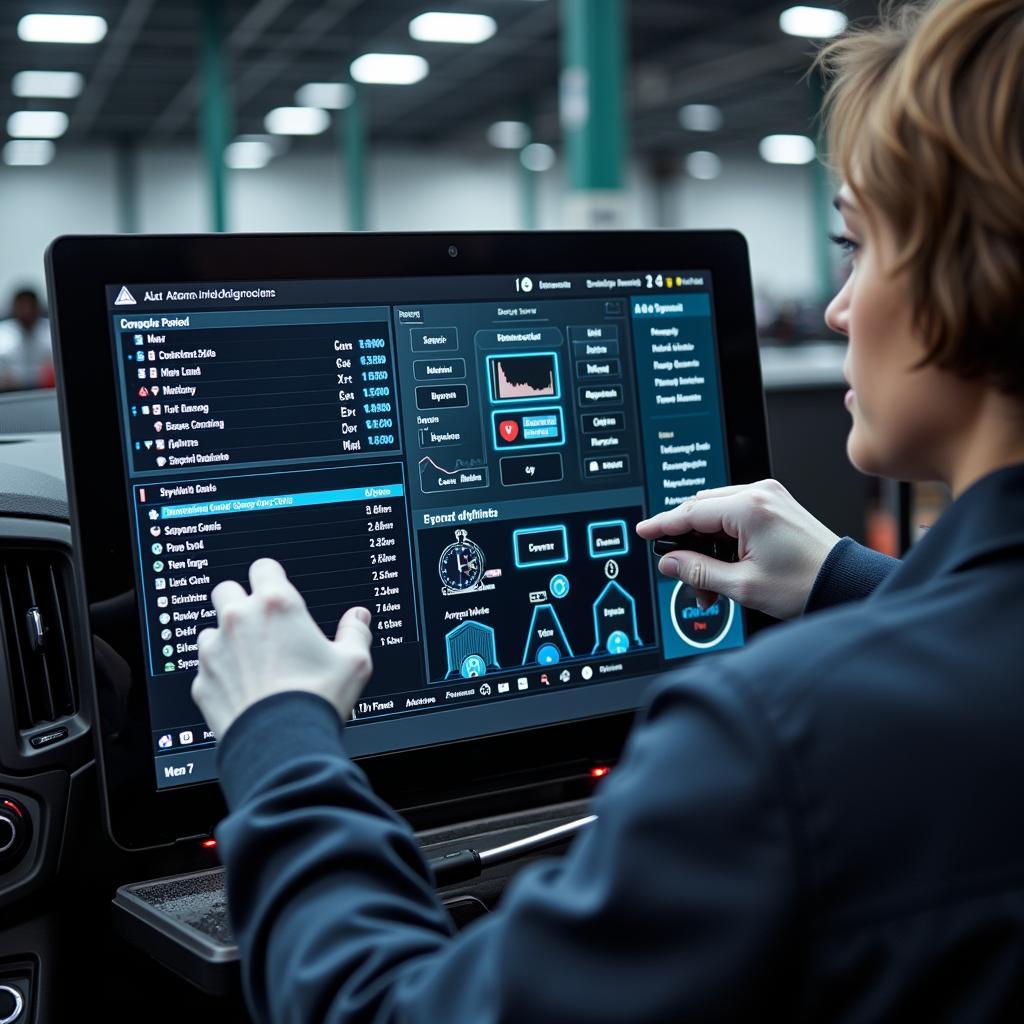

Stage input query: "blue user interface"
[{"left": 105, "top": 271, "right": 744, "bottom": 789}]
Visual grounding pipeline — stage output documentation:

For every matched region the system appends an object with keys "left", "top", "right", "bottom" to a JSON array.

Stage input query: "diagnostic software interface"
[{"left": 105, "top": 271, "right": 745, "bottom": 789}]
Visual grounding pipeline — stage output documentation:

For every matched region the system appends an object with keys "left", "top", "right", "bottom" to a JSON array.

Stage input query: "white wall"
[
  {"left": 0, "top": 143, "right": 823, "bottom": 309},
  {"left": 0, "top": 148, "right": 120, "bottom": 303},
  {"left": 671, "top": 159, "right": 822, "bottom": 301}
]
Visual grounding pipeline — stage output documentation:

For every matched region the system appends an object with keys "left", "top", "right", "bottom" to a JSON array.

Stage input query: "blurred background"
[{"left": 0, "top": 0, "right": 942, "bottom": 546}]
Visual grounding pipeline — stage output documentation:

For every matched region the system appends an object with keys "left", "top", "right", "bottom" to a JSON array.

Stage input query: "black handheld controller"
[{"left": 651, "top": 533, "right": 740, "bottom": 563}]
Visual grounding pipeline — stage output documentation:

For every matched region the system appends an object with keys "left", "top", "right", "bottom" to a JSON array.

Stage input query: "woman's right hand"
[{"left": 635, "top": 479, "right": 841, "bottom": 620}]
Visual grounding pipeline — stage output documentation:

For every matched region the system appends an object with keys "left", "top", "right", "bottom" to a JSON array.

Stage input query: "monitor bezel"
[{"left": 46, "top": 230, "right": 772, "bottom": 851}]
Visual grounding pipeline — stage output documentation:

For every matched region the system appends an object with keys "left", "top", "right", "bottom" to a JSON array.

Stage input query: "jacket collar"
[{"left": 875, "top": 461, "right": 1024, "bottom": 594}]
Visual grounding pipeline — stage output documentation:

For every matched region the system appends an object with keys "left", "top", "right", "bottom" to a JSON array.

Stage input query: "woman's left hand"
[{"left": 191, "top": 558, "right": 374, "bottom": 740}]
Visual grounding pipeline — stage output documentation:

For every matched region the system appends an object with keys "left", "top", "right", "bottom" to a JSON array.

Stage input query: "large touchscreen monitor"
[{"left": 47, "top": 231, "right": 770, "bottom": 849}]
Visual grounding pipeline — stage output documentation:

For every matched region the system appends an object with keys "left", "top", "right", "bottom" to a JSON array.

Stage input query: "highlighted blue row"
[{"left": 158, "top": 483, "right": 405, "bottom": 520}]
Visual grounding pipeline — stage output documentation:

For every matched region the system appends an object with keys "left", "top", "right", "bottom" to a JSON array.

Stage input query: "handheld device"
[{"left": 651, "top": 533, "right": 739, "bottom": 562}]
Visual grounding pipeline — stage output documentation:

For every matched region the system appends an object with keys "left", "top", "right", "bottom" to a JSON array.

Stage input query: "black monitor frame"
[{"left": 46, "top": 230, "right": 771, "bottom": 851}]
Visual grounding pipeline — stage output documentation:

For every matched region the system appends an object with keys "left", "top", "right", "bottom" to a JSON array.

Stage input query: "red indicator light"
[
  {"left": 3, "top": 799, "right": 23, "bottom": 818},
  {"left": 201, "top": 838, "right": 217, "bottom": 849},
  {"left": 590, "top": 766, "right": 610, "bottom": 779}
]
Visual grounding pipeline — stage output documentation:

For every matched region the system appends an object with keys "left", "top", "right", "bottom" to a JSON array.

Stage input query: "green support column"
[
  {"left": 559, "top": 0, "right": 627, "bottom": 227},
  {"left": 115, "top": 138, "right": 139, "bottom": 233},
  {"left": 342, "top": 84, "right": 366, "bottom": 231},
  {"left": 199, "top": 0, "right": 231, "bottom": 232}
]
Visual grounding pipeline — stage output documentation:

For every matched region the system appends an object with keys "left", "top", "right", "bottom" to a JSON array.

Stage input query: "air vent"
[{"left": 0, "top": 549, "right": 77, "bottom": 730}]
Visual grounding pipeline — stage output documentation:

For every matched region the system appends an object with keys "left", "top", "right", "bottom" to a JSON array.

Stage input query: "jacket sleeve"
[
  {"left": 804, "top": 536, "right": 900, "bottom": 613},
  {"left": 215, "top": 670, "right": 803, "bottom": 1024}
]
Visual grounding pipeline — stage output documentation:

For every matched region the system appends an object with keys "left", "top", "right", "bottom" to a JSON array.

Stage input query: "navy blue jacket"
[{"left": 216, "top": 463, "right": 1024, "bottom": 1023}]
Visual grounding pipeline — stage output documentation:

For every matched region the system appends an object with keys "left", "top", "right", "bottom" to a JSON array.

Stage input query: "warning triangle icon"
[{"left": 114, "top": 286, "right": 136, "bottom": 306}]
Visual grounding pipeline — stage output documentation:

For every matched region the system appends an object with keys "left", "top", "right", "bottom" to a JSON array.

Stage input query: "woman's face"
[{"left": 824, "top": 185, "right": 978, "bottom": 482}]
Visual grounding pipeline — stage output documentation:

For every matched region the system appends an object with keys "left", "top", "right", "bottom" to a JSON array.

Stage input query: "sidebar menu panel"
[{"left": 631, "top": 292, "right": 745, "bottom": 661}]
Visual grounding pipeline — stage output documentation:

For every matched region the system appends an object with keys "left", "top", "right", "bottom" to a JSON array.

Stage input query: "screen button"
[
  {"left": 513, "top": 525, "right": 569, "bottom": 567},
  {"left": 581, "top": 412, "right": 624, "bottom": 434},
  {"left": 500, "top": 452, "right": 563, "bottom": 486},
  {"left": 583, "top": 455, "right": 630, "bottom": 478},
  {"left": 410, "top": 326, "right": 459, "bottom": 352},
  {"left": 413, "top": 357, "right": 466, "bottom": 381},
  {"left": 587, "top": 520, "right": 629, "bottom": 558},
  {"left": 474, "top": 327, "right": 564, "bottom": 350},
  {"left": 578, "top": 383, "right": 623, "bottom": 406},
  {"left": 573, "top": 339, "right": 620, "bottom": 360},
  {"left": 575, "top": 359, "right": 621, "bottom": 379},
  {"left": 568, "top": 325, "right": 619, "bottom": 342},
  {"left": 583, "top": 433, "right": 625, "bottom": 453},
  {"left": 491, "top": 408, "right": 565, "bottom": 449},
  {"left": 416, "top": 384, "right": 469, "bottom": 410}
]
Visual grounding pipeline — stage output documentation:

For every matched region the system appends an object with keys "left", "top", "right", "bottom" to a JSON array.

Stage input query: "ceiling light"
[
  {"left": 520, "top": 142, "right": 555, "bottom": 172},
  {"left": 264, "top": 106, "right": 330, "bottom": 135},
  {"left": 225, "top": 140, "right": 275, "bottom": 170},
  {"left": 686, "top": 151, "right": 722, "bottom": 180},
  {"left": 236, "top": 133, "right": 289, "bottom": 156},
  {"left": 295, "top": 82, "right": 354, "bottom": 110},
  {"left": 3, "top": 139, "right": 55, "bottom": 166},
  {"left": 12, "top": 70, "right": 84, "bottom": 99},
  {"left": 6, "top": 110, "right": 69, "bottom": 139},
  {"left": 487, "top": 120, "right": 529, "bottom": 149},
  {"left": 409, "top": 12, "right": 497, "bottom": 44},
  {"left": 350, "top": 53, "right": 429, "bottom": 86},
  {"left": 779, "top": 6, "right": 848, "bottom": 38},
  {"left": 679, "top": 104, "right": 722, "bottom": 133},
  {"left": 17, "top": 14, "right": 107, "bottom": 44},
  {"left": 759, "top": 134, "right": 816, "bottom": 165}
]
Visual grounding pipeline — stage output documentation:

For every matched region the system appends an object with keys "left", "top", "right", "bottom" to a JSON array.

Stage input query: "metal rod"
[{"left": 478, "top": 814, "right": 597, "bottom": 866}]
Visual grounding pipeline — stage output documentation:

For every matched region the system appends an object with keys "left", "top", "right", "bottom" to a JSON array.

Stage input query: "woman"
[{"left": 193, "top": 1, "right": 1024, "bottom": 1020}]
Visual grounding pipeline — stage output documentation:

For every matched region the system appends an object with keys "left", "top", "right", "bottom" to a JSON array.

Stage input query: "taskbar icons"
[
  {"left": 462, "top": 663, "right": 597, "bottom": 700},
  {"left": 153, "top": 723, "right": 216, "bottom": 754},
  {"left": 436, "top": 651, "right": 647, "bottom": 704}
]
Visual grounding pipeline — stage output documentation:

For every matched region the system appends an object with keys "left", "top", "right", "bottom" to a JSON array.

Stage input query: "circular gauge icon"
[
  {"left": 537, "top": 643, "right": 561, "bottom": 666},
  {"left": 461, "top": 654, "right": 486, "bottom": 678},
  {"left": 549, "top": 573, "right": 570, "bottom": 599},
  {"left": 438, "top": 529, "right": 486, "bottom": 592},
  {"left": 606, "top": 630, "right": 630, "bottom": 655},
  {"left": 670, "top": 581, "right": 735, "bottom": 649}
]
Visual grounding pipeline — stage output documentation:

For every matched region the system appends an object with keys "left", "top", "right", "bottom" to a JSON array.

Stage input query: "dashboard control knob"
[
  {"left": 0, "top": 984, "right": 23, "bottom": 1024},
  {"left": 0, "top": 798, "right": 31, "bottom": 870},
  {"left": 0, "top": 817, "right": 14, "bottom": 853}
]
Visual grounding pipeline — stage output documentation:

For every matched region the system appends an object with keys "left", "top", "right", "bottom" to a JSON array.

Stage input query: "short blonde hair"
[{"left": 817, "top": 0, "right": 1024, "bottom": 394}]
